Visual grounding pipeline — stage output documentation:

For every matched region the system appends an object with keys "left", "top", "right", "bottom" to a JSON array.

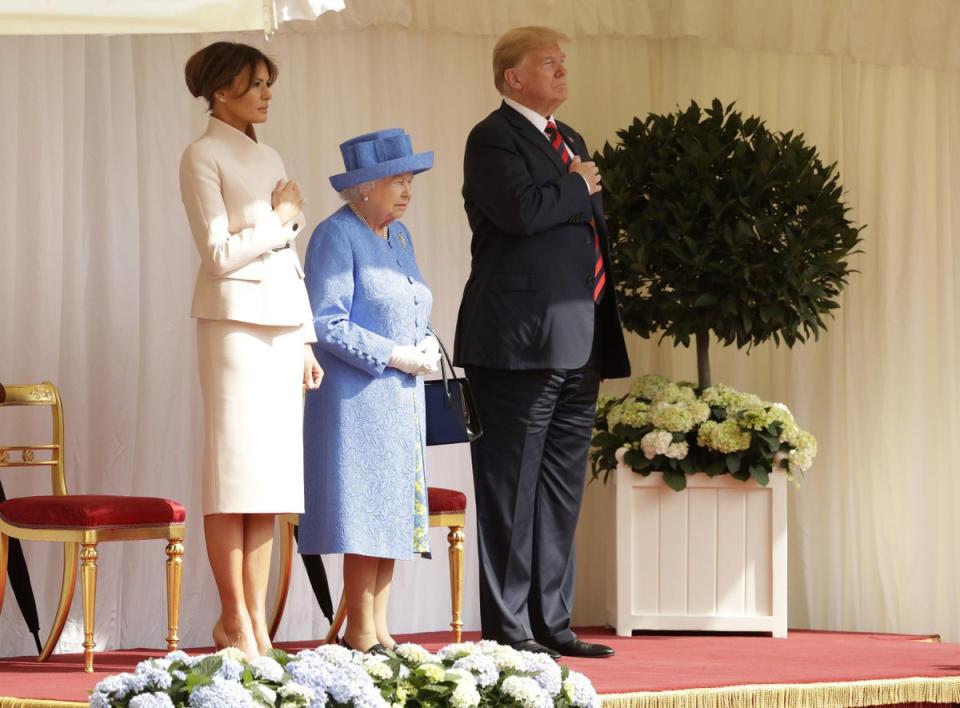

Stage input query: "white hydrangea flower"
[
  {"left": 393, "top": 642, "right": 434, "bottom": 666},
  {"left": 311, "top": 643, "right": 356, "bottom": 666},
  {"left": 500, "top": 675, "right": 553, "bottom": 708},
  {"left": 418, "top": 662, "right": 445, "bottom": 683},
  {"left": 443, "top": 668, "right": 476, "bottom": 685},
  {"left": 248, "top": 656, "right": 284, "bottom": 683},
  {"left": 362, "top": 659, "right": 393, "bottom": 681},
  {"left": 436, "top": 642, "right": 476, "bottom": 662},
  {"left": 451, "top": 679, "right": 481, "bottom": 708},
  {"left": 664, "top": 441, "right": 689, "bottom": 459},
  {"left": 640, "top": 430, "right": 673, "bottom": 459},
  {"left": 476, "top": 641, "right": 524, "bottom": 672},
  {"left": 277, "top": 682, "right": 315, "bottom": 708},
  {"left": 214, "top": 647, "right": 247, "bottom": 664}
]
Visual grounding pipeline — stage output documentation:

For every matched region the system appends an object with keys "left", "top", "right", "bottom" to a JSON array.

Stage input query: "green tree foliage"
[{"left": 596, "top": 99, "right": 863, "bottom": 388}]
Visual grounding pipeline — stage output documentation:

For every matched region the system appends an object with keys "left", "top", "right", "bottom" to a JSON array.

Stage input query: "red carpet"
[{"left": 2, "top": 628, "right": 960, "bottom": 707}]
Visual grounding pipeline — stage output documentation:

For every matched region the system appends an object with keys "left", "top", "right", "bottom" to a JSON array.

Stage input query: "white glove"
[
  {"left": 416, "top": 335, "right": 441, "bottom": 374},
  {"left": 388, "top": 345, "right": 436, "bottom": 376}
]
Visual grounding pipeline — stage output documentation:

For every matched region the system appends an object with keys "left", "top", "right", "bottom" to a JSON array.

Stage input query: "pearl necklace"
[{"left": 348, "top": 202, "right": 388, "bottom": 240}]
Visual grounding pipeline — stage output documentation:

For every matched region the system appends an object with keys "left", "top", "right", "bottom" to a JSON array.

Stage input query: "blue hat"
[{"left": 329, "top": 128, "right": 434, "bottom": 191}]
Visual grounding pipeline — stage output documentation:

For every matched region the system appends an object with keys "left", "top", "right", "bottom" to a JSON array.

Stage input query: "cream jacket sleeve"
[{"left": 180, "top": 142, "right": 303, "bottom": 277}]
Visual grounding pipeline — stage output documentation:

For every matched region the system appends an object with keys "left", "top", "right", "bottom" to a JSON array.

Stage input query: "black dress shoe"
[
  {"left": 508, "top": 639, "right": 561, "bottom": 660},
  {"left": 540, "top": 637, "right": 615, "bottom": 658}
]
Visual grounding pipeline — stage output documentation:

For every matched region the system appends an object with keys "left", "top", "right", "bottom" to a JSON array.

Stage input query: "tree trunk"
[{"left": 696, "top": 330, "right": 711, "bottom": 390}]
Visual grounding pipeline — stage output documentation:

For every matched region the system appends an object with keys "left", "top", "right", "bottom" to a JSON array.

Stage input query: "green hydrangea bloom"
[
  {"left": 630, "top": 374, "right": 669, "bottom": 401},
  {"left": 649, "top": 401, "right": 698, "bottom": 433},
  {"left": 613, "top": 400, "right": 651, "bottom": 429},
  {"left": 652, "top": 382, "right": 697, "bottom": 404},
  {"left": 698, "top": 419, "right": 752, "bottom": 453}
]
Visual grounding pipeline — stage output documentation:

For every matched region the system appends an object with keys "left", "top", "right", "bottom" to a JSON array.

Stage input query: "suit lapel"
[{"left": 499, "top": 102, "right": 568, "bottom": 176}]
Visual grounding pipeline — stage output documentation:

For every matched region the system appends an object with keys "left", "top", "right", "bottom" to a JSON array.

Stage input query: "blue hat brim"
[{"left": 329, "top": 151, "right": 434, "bottom": 192}]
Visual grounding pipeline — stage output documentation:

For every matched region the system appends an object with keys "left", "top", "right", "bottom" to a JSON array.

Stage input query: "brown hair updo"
[{"left": 184, "top": 41, "right": 278, "bottom": 110}]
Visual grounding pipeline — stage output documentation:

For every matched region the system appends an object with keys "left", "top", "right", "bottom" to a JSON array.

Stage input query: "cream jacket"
[{"left": 180, "top": 116, "right": 316, "bottom": 341}]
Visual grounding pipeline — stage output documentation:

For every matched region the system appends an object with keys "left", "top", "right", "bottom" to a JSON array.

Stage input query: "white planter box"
[{"left": 606, "top": 450, "right": 787, "bottom": 637}]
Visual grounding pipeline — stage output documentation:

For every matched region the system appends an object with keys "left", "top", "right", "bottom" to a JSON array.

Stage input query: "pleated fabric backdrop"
[{"left": 1, "top": 0, "right": 959, "bottom": 657}]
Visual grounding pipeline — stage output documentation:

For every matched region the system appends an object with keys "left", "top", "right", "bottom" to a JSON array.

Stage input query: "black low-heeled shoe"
[{"left": 339, "top": 637, "right": 390, "bottom": 656}]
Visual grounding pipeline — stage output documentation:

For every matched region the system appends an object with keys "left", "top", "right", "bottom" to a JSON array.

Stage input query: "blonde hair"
[{"left": 492, "top": 26, "right": 569, "bottom": 94}]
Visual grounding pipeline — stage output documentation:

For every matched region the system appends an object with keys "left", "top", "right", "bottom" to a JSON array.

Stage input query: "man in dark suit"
[{"left": 454, "top": 26, "right": 631, "bottom": 659}]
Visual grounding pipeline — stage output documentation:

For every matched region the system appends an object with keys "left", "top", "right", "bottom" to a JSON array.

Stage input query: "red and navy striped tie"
[{"left": 545, "top": 120, "right": 606, "bottom": 303}]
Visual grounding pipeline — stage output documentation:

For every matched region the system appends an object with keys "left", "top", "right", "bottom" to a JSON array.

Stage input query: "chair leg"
[
  {"left": 39, "top": 542, "right": 78, "bottom": 663},
  {"left": 447, "top": 525, "right": 464, "bottom": 643},
  {"left": 0, "top": 534, "right": 8, "bottom": 614},
  {"left": 80, "top": 542, "right": 98, "bottom": 672},
  {"left": 165, "top": 539, "right": 184, "bottom": 652},
  {"left": 324, "top": 593, "right": 346, "bottom": 645},
  {"left": 268, "top": 516, "right": 295, "bottom": 640}
]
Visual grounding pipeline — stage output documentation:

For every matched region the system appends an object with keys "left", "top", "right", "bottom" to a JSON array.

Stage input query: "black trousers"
[{"left": 465, "top": 350, "right": 600, "bottom": 644}]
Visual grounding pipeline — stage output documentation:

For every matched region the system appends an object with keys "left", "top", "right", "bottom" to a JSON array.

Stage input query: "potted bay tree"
[{"left": 592, "top": 99, "right": 862, "bottom": 637}]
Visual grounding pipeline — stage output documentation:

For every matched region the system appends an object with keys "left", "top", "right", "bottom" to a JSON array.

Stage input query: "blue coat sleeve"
[{"left": 304, "top": 220, "right": 396, "bottom": 377}]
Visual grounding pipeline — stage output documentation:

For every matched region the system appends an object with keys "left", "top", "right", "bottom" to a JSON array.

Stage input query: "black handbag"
[{"left": 424, "top": 331, "right": 483, "bottom": 446}]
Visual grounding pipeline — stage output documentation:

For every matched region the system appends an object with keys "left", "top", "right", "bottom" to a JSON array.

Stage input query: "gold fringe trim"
[
  {"left": 0, "top": 699, "right": 85, "bottom": 708},
  {"left": 601, "top": 676, "right": 960, "bottom": 707},
  {"left": 6, "top": 676, "right": 960, "bottom": 708}
]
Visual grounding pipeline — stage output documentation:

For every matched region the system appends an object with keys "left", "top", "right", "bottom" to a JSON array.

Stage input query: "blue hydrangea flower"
[
  {"left": 129, "top": 692, "right": 175, "bottom": 708},
  {"left": 88, "top": 692, "right": 112, "bottom": 708},
  {"left": 452, "top": 654, "right": 499, "bottom": 688},
  {"left": 521, "top": 652, "right": 562, "bottom": 695},
  {"left": 212, "top": 656, "right": 244, "bottom": 682},
  {"left": 188, "top": 677, "right": 255, "bottom": 707},
  {"left": 562, "top": 671, "right": 601, "bottom": 708},
  {"left": 91, "top": 673, "right": 137, "bottom": 700},
  {"left": 131, "top": 665, "right": 173, "bottom": 692}
]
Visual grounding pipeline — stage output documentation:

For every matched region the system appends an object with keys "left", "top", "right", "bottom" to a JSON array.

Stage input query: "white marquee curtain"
[{"left": 2, "top": 1, "right": 960, "bottom": 658}]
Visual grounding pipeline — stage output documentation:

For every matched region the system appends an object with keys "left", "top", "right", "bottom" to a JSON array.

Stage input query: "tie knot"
[{"left": 545, "top": 121, "right": 558, "bottom": 137}]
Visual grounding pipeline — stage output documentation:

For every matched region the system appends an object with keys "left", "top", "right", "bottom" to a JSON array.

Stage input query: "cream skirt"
[{"left": 197, "top": 318, "right": 305, "bottom": 515}]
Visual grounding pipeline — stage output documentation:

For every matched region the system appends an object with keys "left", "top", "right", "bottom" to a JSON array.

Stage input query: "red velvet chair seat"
[
  {"left": 427, "top": 487, "right": 466, "bottom": 515},
  {"left": 0, "top": 495, "right": 187, "bottom": 530}
]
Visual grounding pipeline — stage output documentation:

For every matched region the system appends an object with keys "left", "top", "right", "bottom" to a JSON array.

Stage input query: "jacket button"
[
  {"left": 584, "top": 276, "right": 592, "bottom": 287},
  {"left": 292, "top": 223, "right": 299, "bottom": 231}
]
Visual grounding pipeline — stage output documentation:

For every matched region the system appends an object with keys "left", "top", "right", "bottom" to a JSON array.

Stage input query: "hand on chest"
[{"left": 218, "top": 153, "right": 282, "bottom": 228}]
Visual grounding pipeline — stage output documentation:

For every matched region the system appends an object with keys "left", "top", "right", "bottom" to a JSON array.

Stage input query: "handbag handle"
[{"left": 427, "top": 326, "right": 456, "bottom": 404}]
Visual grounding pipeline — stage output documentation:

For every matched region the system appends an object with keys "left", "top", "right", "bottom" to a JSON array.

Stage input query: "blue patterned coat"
[{"left": 298, "top": 205, "right": 432, "bottom": 560}]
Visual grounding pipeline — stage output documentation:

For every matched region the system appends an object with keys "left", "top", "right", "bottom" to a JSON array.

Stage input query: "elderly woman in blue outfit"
[{"left": 299, "top": 129, "right": 440, "bottom": 654}]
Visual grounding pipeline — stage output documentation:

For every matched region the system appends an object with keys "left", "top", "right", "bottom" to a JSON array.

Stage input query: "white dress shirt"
[{"left": 503, "top": 97, "right": 588, "bottom": 192}]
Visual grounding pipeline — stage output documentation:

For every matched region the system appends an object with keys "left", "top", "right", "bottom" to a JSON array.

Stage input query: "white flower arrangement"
[
  {"left": 88, "top": 641, "right": 602, "bottom": 708},
  {"left": 593, "top": 374, "right": 817, "bottom": 491}
]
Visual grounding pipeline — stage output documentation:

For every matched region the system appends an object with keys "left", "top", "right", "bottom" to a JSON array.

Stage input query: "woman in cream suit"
[{"left": 179, "top": 41, "right": 321, "bottom": 659}]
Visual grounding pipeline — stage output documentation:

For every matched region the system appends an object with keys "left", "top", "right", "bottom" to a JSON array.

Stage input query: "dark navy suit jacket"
[{"left": 454, "top": 101, "right": 630, "bottom": 379}]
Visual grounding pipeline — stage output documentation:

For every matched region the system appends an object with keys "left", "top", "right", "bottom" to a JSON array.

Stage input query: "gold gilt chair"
[
  {"left": 269, "top": 487, "right": 467, "bottom": 643},
  {"left": 0, "top": 382, "right": 186, "bottom": 672}
]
